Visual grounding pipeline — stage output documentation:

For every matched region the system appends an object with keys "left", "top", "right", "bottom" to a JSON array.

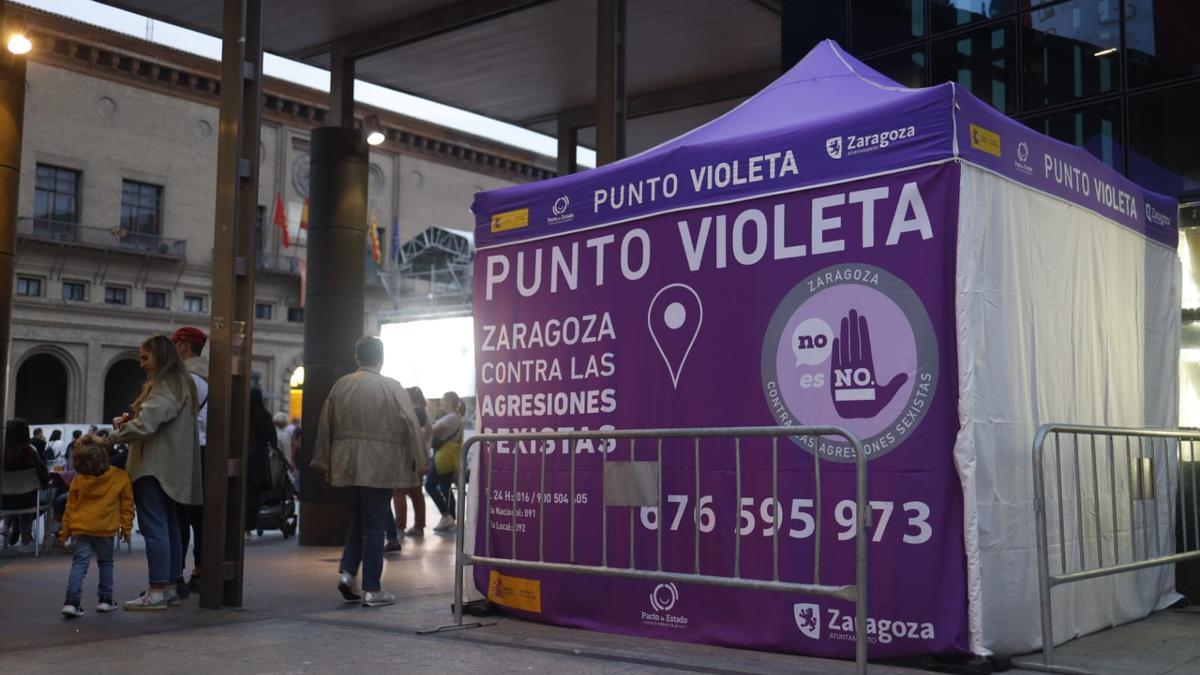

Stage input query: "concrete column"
[
  {"left": 556, "top": 116, "right": 578, "bottom": 176},
  {"left": 595, "top": 0, "right": 626, "bottom": 166},
  {"left": 299, "top": 126, "right": 367, "bottom": 546},
  {"left": 0, "top": 5, "right": 27, "bottom": 435},
  {"left": 84, "top": 342, "right": 104, "bottom": 422}
]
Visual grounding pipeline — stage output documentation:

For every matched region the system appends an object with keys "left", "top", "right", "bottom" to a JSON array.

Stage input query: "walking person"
[
  {"left": 244, "top": 388, "right": 277, "bottom": 540},
  {"left": 170, "top": 327, "right": 208, "bottom": 593},
  {"left": 109, "top": 334, "right": 202, "bottom": 611},
  {"left": 396, "top": 387, "right": 432, "bottom": 538},
  {"left": 311, "top": 336, "right": 422, "bottom": 607},
  {"left": 426, "top": 392, "right": 466, "bottom": 534},
  {"left": 58, "top": 439, "right": 133, "bottom": 618}
]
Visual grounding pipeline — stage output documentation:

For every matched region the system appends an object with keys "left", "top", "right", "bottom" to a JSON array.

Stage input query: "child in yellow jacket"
[{"left": 59, "top": 439, "right": 133, "bottom": 617}]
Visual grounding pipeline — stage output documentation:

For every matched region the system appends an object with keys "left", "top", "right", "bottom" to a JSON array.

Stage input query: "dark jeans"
[
  {"left": 425, "top": 469, "right": 455, "bottom": 518},
  {"left": 177, "top": 502, "right": 203, "bottom": 572},
  {"left": 133, "top": 477, "right": 182, "bottom": 585},
  {"left": 65, "top": 535, "right": 114, "bottom": 606},
  {"left": 339, "top": 486, "right": 391, "bottom": 592}
]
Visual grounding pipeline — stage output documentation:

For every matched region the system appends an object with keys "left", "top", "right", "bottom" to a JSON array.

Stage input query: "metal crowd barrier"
[
  {"left": 422, "top": 426, "right": 871, "bottom": 674},
  {"left": 1016, "top": 424, "right": 1200, "bottom": 675}
]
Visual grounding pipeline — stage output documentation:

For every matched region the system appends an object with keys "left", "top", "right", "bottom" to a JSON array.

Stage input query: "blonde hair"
[{"left": 133, "top": 334, "right": 198, "bottom": 415}]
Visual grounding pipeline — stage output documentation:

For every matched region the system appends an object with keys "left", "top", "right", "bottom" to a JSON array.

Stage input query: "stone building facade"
[{"left": 5, "top": 7, "right": 553, "bottom": 425}]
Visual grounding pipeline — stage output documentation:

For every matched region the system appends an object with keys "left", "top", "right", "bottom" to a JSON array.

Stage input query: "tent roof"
[{"left": 473, "top": 40, "right": 1179, "bottom": 250}]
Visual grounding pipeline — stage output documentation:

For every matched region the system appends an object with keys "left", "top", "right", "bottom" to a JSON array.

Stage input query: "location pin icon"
[{"left": 647, "top": 283, "right": 704, "bottom": 388}]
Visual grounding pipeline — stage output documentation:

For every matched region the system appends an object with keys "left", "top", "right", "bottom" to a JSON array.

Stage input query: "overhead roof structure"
[{"left": 90, "top": 0, "right": 782, "bottom": 155}]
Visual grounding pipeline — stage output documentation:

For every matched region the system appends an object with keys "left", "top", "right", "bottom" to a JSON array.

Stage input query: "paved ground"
[{"left": 2, "top": 515, "right": 1199, "bottom": 674}]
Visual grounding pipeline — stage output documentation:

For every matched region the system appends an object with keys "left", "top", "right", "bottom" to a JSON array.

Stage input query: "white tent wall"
[{"left": 954, "top": 162, "right": 1181, "bottom": 655}]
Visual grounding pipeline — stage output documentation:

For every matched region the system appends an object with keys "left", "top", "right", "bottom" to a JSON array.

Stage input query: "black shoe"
[
  {"left": 174, "top": 581, "right": 191, "bottom": 600},
  {"left": 187, "top": 576, "right": 201, "bottom": 592}
]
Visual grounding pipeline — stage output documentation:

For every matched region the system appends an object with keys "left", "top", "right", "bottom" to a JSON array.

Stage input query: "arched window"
[
  {"left": 104, "top": 359, "right": 144, "bottom": 422},
  {"left": 15, "top": 353, "right": 69, "bottom": 423}
]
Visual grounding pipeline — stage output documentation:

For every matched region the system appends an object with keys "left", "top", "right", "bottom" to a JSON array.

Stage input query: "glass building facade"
[
  {"left": 789, "top": 1, "right": 1200, "bottom": 420},
  {"left": 807, "top": 0, "right": 1199, "bottom": 203}
]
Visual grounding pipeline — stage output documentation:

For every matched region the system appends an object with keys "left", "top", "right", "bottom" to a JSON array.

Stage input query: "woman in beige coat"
[{"left": 109, "top": 334, "right": 201, "bottom": 611}]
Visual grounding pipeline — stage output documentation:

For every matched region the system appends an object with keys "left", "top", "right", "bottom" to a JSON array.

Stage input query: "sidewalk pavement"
[{"left": 1, "top": 527, "right": 1198, "bottom": 674}]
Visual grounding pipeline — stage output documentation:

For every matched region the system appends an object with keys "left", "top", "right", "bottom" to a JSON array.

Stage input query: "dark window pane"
[
  {"left": 287, "top": 307, "right": 304, "bottom": 323},
  {"left": 932, "top": 20, "right": 1017, "bottom": 113},
  {"left": 121, "top": 180, "right": 163, "bottom": 238},
  {"left": 1129, "top": 83, "right": 1200, "bottom": 198},
  {"left": 852, "top": 0, "right": 925, "bottom": 52},
  {"left": 146, "top": 290, "right": 168, "bottom": 309},
  {"left": 34, "top": 164, "right": 79, "bottom": 225},
  {"left": 63, "top": 282, "right": 85, "bottom": 301},
  {"left": 255, "top": 303, "right": 273, "bottom": 320},
  {"left": 17, "top": 277, "right": 41, "bottom": 296},
  {"left": 105, "top": 287, "right": 127, "bottom": 305},
  {"left": 184, "top": 295, "right": 206, "bottom": 313},
  {"left": 931, "top": 0, "right": 1018, "bottom": 34},
  {"left": 1023, "top": 99, "right": 1123, "bottom": 172},
  {"left": 1021, "top": 0, "right": 1120, "bottom": 111},
  {"left": 34, "top": 192, "right": 49, "bottom": 220},
  {"left": 864, "top": 46, "right": 927, "bottom": 88},
  {"left": 1126, "top": 1, "right": 1200, "bottom": 87}
]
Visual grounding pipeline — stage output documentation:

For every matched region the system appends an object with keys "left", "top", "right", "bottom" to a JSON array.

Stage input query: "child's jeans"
[{"left": 65, "top": 535, "right": 115, "bottom": 606}]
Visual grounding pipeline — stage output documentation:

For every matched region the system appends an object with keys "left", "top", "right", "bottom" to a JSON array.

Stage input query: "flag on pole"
[
  {"left": 369, "top": 210, "right": 382, "bottom": 266},
  {"left": 273, "top": 193, "right": 290, "bottom": 248},
  {"left": 300, "top": 198, "right": 309, "bottom": 230},
  {"left": 390, "top": 218, "right": 401, "bottom": 262}
]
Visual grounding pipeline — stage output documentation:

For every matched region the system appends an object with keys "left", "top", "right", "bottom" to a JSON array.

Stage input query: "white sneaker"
[
  {"left": 337, "top": 572, "right": 362, "bottom": 602},
  {"left": 403, "top": 527, "right": 424, "bottom": 538},
  {"left": 61, "top": 604, "right": 84, "bottom": 618},
  {"left": 433, "top": 515, "right": 456, "bottom": 532},
  {"left": 362, "top": 589, "right": 396, "bottom": 607},
  {"left": 96, "top": 601, "right": 119, "bottom": 613}
]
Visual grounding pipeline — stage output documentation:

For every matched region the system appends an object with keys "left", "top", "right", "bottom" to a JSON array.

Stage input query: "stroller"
[{"left": 253, "top": 441, "right": 297, "bottom": 538}]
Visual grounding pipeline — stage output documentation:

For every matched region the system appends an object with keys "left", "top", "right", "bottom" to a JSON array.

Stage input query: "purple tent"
[{"left": 468, "top": 40, "right": 1180, "bottom": 659}]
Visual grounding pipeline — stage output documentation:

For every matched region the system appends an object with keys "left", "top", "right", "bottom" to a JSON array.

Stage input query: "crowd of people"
[{"left": 1, "top": 328, "right": 465, "bottom": 617}]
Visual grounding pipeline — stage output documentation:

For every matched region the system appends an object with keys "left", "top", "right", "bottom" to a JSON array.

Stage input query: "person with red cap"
[{"left": 171, "top": 327, "right": 208, "bottom": 596}]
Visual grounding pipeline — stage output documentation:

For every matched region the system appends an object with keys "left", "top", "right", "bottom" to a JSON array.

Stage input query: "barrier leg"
[{"left": 420, "top": 438, "right": 494, "bottom": 634}]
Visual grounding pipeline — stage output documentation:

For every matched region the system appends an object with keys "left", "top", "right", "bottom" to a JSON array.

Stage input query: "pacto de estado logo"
[
  {"left": 642, "top": 582, "right": 687, "bottom": 629},
  {"left": 761, "top": 264, "right": 938, "bottom": 462},
  {"left": 547, "top": 194, "right": 575, "bottom": 226},
  {"left": 650, "top": 583, "right": 678, "bottom": 612}
]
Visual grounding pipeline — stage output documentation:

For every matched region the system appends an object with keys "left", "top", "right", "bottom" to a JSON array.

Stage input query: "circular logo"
[
  {"left": 1017, "top": 141, "right": 1030, "bottom": 163},
  {"left": 553, "top": 195, "right": 570, "bottom": 216},
  {"left": 761, "top": 264, "right": 938, "bottom": 462},
  {"left": 650, "top": 583, "right": 678, "bottom": 612}
]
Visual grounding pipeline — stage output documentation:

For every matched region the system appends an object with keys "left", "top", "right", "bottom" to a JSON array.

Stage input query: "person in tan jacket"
[
  {"left": 109, "top": 334, "right": 201, "bottom": 611},
  {"left": 58, "top": 440, "right": 134, "bottom": 617},
  {"left": 311, "top": 336, "right": 422, "bottom": 607}
]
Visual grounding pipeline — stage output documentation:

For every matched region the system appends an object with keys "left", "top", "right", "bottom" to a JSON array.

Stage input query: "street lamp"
[
  {"left": 366, "top": 130, "right": 385, "bottom": 146},
  {"left": 6, "top": 34, "right": 29, "bottom": 55}
]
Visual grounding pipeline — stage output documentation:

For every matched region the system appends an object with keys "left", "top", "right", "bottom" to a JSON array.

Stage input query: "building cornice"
[{"left": 13, "top": 4, "right": 557, "bottom": 183}]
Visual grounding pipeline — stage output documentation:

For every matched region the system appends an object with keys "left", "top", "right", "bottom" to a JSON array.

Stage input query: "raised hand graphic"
[{"left": 829, "top": 308, "right": 908, "bottom": 419}]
